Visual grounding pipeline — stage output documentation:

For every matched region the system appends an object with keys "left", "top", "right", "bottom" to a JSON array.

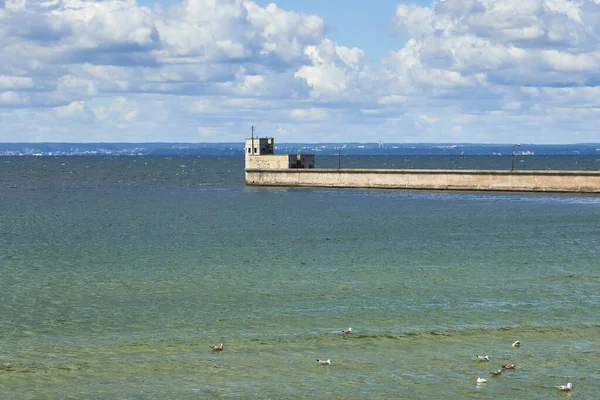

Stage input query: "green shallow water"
[{"left": 1, "top": 156, "right": 599, "bottom": 398}]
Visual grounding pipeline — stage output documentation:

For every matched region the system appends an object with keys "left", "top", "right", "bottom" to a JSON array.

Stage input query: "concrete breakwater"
[{"left": 245, "top": 168, "right": 600, "bottom": 193}]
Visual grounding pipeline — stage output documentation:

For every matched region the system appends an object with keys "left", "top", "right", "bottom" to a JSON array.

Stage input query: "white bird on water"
[
  {"left": 555, "top": 383, "right": 572, "bottom": 391},
  {"left": 476, "top": 377, "right": 488, "bottom": 384},
  {"left": 476, "top": 355, "right": 490, "bottom": 361},
  {"left": 512, "top": 340, "right": 521, "bottom": 348},
  {"left": 209, "top": 343, "right": 224, "bottom": 351},
  {"left": 342, "top": 327, "right": 353, "bottom": 334},
  {"left": 316, "top": 359, "right": 331, "bottom": 365}
]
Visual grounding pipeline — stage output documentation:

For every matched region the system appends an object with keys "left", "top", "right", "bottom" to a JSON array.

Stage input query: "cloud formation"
[
  {"left": 0, "top": 0, "right": 599, "bottom": 143},
  {"left": 388, "top": 0, "right": 600, "bottom": 143}
]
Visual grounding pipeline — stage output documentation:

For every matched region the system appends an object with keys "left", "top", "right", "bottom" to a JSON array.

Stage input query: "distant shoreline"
[{"left": 1, "top": 142, "right": 599, "bottom": 157}]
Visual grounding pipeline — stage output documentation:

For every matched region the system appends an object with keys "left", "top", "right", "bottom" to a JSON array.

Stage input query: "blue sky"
[{"left": 1, "top": 0, "right": 600, "bottom": 144}]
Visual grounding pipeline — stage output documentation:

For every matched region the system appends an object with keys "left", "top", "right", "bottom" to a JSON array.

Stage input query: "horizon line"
[{"left": 1, "top": 141, "right": 599, "bottom": 146}]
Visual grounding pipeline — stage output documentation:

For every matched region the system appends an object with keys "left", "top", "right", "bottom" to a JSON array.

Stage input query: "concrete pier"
[{"left": 245, "top": 168, "right": 600, "bottom": 193}]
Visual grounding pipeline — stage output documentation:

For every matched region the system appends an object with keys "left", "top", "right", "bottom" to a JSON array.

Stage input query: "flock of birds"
[
  {"left": 209, "top": 327, "right": 354, "bottom": 367},
  {"left": 475, "top": 340, "right": 573, "bottom": 392},
  {"left": 210, "top": 334, "right": 573, "bottom": 393}
]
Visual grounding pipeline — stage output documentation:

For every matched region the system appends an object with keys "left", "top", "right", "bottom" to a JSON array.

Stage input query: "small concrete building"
[{"left": 245, "top": 136, "right": 315, "bottom": 170}]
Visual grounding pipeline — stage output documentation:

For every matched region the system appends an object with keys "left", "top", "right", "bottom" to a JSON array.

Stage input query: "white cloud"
[
  {"left": 504, "top": 102, "right": 522, "bottom": 110},
  {"left": 197, "top": 126, "right": 217, "bottom": 137},
  {"left": 5, "top": 0, "right": 26, "bottom": 12},
  {"left": 57, "top": 75, "right": 96, "bottom": 96},
  {"left": 189, "top": 100, "right": 214, "bottom": 114},
  {"left": 360, "top": 109, "right": 382, "bottom": 115},
  {"left": 245, "top": 2, "right": 324, "bottom": 61},
  {"left": 55, "top": 100, "right": 95, "bottom": 122},
  {"left": 419, "top": 114, "right": 439, "bottom": 125},
  {"left": 378, "top": 95, "right": 407, "bottom": 105},
  {"left": 0, "top": 75, "right": 34, "bottom": 89},
  {"left": 294, "top": 39, "right": 369, "bottom": 99},
  {"left": 93, "top": 96, "right": 139, "bottom": 124},
  {"left": 378, "top": 0, "right": 600, "bottom": 142},
  {"left": 290, "top": 107, "right": 329, "bottom": 120},
  {"left": 1, "top": 0, "right": 600, "bottom": 143},
  {"left": 122, "top": 109, "right": 138, "bottom": 122},
  {"left": 52, "top": 0, "right": 157, "bottom": 49},
  {"left": 275, "top": 126, "right": 289, "bottom": 136},
  {"left": 0, "top": 91, "right": 27, "bottom": 106}
]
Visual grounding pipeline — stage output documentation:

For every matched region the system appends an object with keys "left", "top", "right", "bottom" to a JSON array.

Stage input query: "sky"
[{"left": 1, "top": 0, "right": 600, "bottom": 144}]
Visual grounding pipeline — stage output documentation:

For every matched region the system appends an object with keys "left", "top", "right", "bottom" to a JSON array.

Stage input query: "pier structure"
[{"left": 244, "top": 136, "right": 600, "bottom": 193}]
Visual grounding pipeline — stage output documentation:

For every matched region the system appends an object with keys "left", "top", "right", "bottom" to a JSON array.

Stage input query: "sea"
[{"left": 1, "top": 155, "right": 599, "bottom": 399}]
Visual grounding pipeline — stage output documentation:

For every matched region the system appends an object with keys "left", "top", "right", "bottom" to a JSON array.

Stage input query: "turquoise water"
[{"left": 1, "top": 156, "right": 599, "bottom": 399}]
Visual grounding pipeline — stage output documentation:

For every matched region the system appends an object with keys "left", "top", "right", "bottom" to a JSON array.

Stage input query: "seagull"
[
  {"left": 555, "top": 383, "right": 572, "bottom": 391},
  {"left": 209, "top": 343, "right": 224, "bottom": 351},
  {"left": 342, "top": 327, "right": 353, "bottom": 334},
  {"left": 476, "top": 355, "right": 490, "bottom": 361},
  {"left": 476, "top": 377, "right": 488, "bottom": 384},
  {"left": 512, "top": 341, "right": 521, "bottom": 348},
  {"left": 316, "top": 359, "right": 331, "bottom": 365},
  {"left": 490, "top": 369, "right": 502, "bottom": 376},
  {"left": 502, "top": 364, "right": 516, "bottom": 370}
]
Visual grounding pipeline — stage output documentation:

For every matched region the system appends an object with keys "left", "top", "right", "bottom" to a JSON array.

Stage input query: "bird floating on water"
[
  {"left": 476, "top": 355, "right": 490, "bottom": 361},
  {"left": 476, "top": 377, "right": 488, "bottom": 384},
  {"left": 490, "top": 369, "right": 502, "bottom": 376},
  {"left": 555, "top": 383, "right": 572, "bottom": 391},
  {"left": 209, "top": 343, "right": 224, "bottom": 351},
  {"left": 502, "top": 364, "right": 516, "bottom": 370},
  {"left": 342, "top": 327, "right": 353, "bottom": 334},
  {"left": 316, "top": 359, "right": 331, "bottom": 365},
  {"left": 512, "top": 340, "right": 521, "bottom": 348}
]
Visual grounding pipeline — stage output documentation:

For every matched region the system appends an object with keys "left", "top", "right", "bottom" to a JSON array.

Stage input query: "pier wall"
[{"left": 245, "top": 168, "right": 600, "bottom": 193}]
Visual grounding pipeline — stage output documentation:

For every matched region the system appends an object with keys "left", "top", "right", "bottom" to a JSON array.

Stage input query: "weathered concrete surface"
[
  {"left": 246, "top": 154, "right": 315, "bottom": 170},
  {"left": 245, "top": 168, "right": 600, "bottom": 193}
]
